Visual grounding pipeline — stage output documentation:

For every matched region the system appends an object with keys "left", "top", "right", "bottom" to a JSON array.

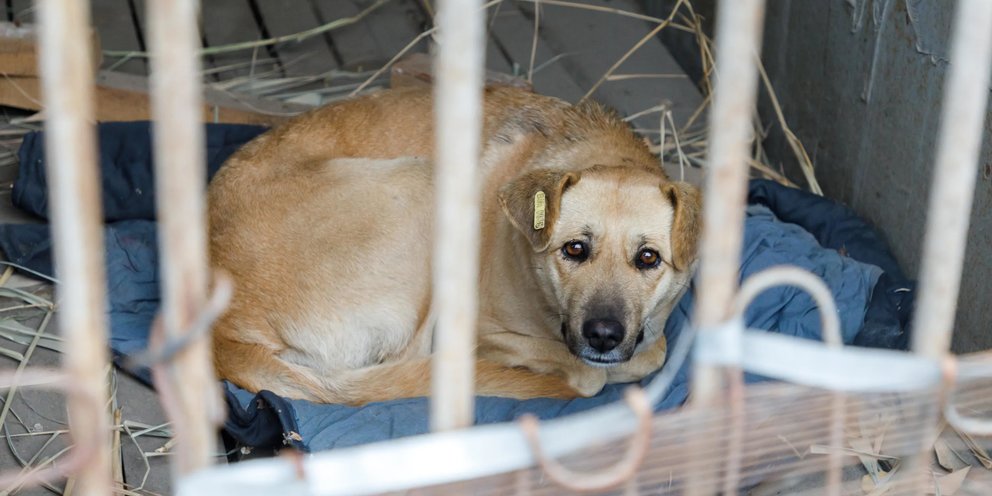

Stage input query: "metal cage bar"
[
  {"left": 36, "top": 0, "right": 112, "bottom": 493},
  {"left": 147, "top": 0, "right": 223, "bottom": 476},
  {"left": 688, "top": 2, "right": 766, "bottom": 494},
  {"left": 910, "top": 0, "right": 992, "bottom": 360},
  {"left": 690, "top": 0, "right": 767, "bottom": 400},
  {"left": 430, "top": 0, "right": 486, "bottom": 432},
  {"left": 31, "top": 0, "right": 992, "bottom": 493}
]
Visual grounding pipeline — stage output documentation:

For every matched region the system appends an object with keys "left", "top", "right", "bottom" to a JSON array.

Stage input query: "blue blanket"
[{"left": 0, "top": 123, "right": 913, "bottom": 452}]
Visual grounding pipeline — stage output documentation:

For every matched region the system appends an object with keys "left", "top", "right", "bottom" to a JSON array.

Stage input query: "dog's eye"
[
  {"left": 562, "top": 241, "right": 589, "bottom": 262},
  {"left": 635, "top": 249, "right": 661, "bottom": 269}
]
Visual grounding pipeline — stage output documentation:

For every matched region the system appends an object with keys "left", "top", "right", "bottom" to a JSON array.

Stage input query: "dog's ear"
[
  {"left": 662, "top": 181, "right": 702, "bottom": 271},
  {"left": 498, "top": 169, "right": 578, "bottom": 252}
]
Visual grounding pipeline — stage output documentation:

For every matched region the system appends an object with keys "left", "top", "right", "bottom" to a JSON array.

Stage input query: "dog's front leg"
[{"left": 478, "top": 331, "right": 607, "bottom": 397}]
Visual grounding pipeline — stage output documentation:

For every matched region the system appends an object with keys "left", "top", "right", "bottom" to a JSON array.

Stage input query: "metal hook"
[
  {"left": 519, "top": 387, "right": 652, "bottom": 493},
  {"left": 125, "top": 270, "right": 233, "bottom": 369},
  {"left": 733, "top": 266, "right": 843, "bottom": 348},
  {"left": 940, "top": 356, "right": 992, "bottom": 435}
]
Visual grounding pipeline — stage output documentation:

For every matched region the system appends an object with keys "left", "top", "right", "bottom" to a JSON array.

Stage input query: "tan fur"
[{"left": 209, "top": 86, "right": 702, "bottom": 405}]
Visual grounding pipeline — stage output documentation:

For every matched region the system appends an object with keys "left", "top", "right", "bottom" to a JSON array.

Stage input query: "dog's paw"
[{"left": 566, "top": 367, "right": 608, "bottom": 397}]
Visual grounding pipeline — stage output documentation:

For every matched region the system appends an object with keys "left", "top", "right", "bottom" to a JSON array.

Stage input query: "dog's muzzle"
[{"left": 582, "top": 318, "right": 624, "bottom": 353}]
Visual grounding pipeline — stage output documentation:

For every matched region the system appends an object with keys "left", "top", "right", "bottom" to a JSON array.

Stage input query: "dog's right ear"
[
  {"left": 498, "top": 169, "right": 578, "bottom": 252},
  {"left": 661, "top": 181, "right": 702, "bottom": 271}
]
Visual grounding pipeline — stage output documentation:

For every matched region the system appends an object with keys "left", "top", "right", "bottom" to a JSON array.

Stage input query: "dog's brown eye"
[
  {"left": 635, "top": 249, "right": 661, "bottom": 269},
  {"left": 562, "top": 241, "right": 589, "bottom": 261}
]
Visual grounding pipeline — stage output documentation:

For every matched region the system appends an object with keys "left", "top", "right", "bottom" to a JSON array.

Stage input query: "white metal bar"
[
  {"left": 147, "top": 0, "right": 222, "bottom": 476},
  {"left": 910, "top": 0, "right": 992, "bottom": 360},
  {"left": 691, "top": 0, "right": 767, "bottom": 400},
  {"left": 176, "top": 334, "right": 940, "bottom": 496},
  {"left": 689, "top": 2, "right": 766, "bottom": 493},
  {"left": 733, "top": 266, "right": 842, "bottom": 347},
  {"left": 36, "top": 0, "right": 112, "bottom": 493},
  {"left": 430, "top": 0, "right": 486, "bottom": 432}
]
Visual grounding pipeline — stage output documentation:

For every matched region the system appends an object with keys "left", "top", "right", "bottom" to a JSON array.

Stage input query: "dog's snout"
[{"left": 581, "top": 319, "right": 625, "bottom": 353}]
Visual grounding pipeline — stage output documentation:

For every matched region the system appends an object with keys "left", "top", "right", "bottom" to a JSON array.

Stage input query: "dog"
[{"left": 208, "top": 86, "right": 701, "bottom": 405}]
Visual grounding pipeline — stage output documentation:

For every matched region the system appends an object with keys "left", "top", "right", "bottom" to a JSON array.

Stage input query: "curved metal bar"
[
  {"left": 733, "top": 265, "right": 843, "bottom": 347},
  {"left": 519, "top": 387, "right": 652, "bottom": 493},
  {"left": 942, "top": 357, "right": 992, "bottom": 435},
  {"left": 731, "top": 265, "right": 845, "bottom": 495}
]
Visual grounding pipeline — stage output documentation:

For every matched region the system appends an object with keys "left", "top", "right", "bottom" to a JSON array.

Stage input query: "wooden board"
[
  {"left": 9, "top": 0, "right": 33, "bottom": 24},
  {"left": 522, "top": 0, "right": 703, "bottom": 127},
  {"left": 488, "top": 3, "right": 585, "bottom": 103},
  {"left": 0, "top": 71, "right": 309, "bottom": 125},
  {"left": 481, "top": 5, "right": 514, "bottom": 75},
  {"left": 199, "top": 0, "right": 273, "bottom": 81},
  {"left": 91, "top": 0, "right": 146, "bottom": 75},
  {"left": 253, "top": 0, "right": 338, "bottom": 77},
  {"left": 313, "top": 0, "right": 427, "bottom": 72}
]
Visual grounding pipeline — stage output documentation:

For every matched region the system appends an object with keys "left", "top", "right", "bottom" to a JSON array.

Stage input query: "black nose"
[{"left": 581, "top": 319, "right": 625, "bottom": 353}]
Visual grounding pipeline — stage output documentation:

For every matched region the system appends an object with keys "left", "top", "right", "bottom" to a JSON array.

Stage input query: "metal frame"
[{"left": 7, "top": 0, "right": 992, "bottom": 493}]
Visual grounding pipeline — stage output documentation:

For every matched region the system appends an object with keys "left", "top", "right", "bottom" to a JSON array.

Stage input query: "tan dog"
[{"left": 208, "top": 86, "right": 701, "bottom": 405}]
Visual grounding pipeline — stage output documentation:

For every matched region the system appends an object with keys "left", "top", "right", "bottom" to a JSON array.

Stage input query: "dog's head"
[{"left": 498, "top": 165, "right": 701, "bottom": 367}]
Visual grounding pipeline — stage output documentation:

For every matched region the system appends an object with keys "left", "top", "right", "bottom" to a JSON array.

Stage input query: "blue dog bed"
[{"left": 0, "top": 122, "right": 913, "bottom": 452}]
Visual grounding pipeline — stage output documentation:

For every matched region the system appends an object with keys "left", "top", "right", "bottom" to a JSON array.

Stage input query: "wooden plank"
[
  {"left": 0, "top": 71, "right": 309, "bottom": 125},
  {"left": 356, "top": 0, "right": 429, "bottom": 66},
  {"left": 522, "top": 0, "right": 703, "bottom": 128},
  {"left": 199, "top": 0, "right": 272, "bottom": 81},
  {"left": 314, "top": 0, "right": 427, "bottom": 72},
  {"left": 91, "top": 0, "right": 147, "bottom": 75},
  {"left": 253, "top": 0, "right": 338, "bottom": 77},
  {"left": 483, "top": 3, "right": 516, "bottom": 75},
  {"left": 390, "top": 52, "right": 530, "bottom": 91},
  {"left": 313, "top": 0, "right": 381, "bottom": 72},
  {"left": 10, "top": 0, "right": 33, "bottom": 24},
  {"left": 488, "top": 3, "right": 584, "bottom": 102},
  {"left": 116, "top": 370, "right": 174, "bottom": 495},
  {"left": 0, "top": 22, "right": 101, "bottom": 77},
  {"left": 484, "top": 34, "right": 515, "bottom": 75}
]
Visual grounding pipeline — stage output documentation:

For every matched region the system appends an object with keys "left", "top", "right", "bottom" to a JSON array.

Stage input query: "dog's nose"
[{"left": 581, "top": 319, "right": 625, "bottom": 353}]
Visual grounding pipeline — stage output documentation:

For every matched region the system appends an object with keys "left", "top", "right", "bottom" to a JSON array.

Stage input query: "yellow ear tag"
[{"left": 533, "top": 191, "right": 547, "bottom": 230}]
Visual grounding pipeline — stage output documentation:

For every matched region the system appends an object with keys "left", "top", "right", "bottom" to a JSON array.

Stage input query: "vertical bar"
[
  {"left": 910, "top": 0, "right": 992, "bottom": 360},
  {"left": 36, "top": 0, "right": 112, "bottom": 493},
  {"left": 690, "top": 2, "right": 765, "bottom": 494},
  {"left": 691, "top": 0, "right": 767, "bottom": 400},
  {"left": 430, "top": 0, "right": 485, "bottom": 432},
  {"left": 147, "top": 0, "right": 220, "bottom": 475}
]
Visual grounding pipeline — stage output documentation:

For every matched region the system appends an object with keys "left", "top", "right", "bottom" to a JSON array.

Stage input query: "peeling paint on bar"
[
  {"left": 431, "top": 0, "right": 486, "bottom": 432},
  {"left": 911, "top": 0, "right": 992, "bottom": 360},
  {"left": 36, "top": 0, "right": 112, "bottom": 493},
  {"left": 147, "top": 0, "right": 223, "bottom": 476}
]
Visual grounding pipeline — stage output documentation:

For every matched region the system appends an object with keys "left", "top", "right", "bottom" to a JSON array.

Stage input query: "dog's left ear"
[
  {"left": 661, "top": 181, "right": 702, "bottom": 271},
  {"left": 498, "top": 169, "right": 578, "bottom": 252}
]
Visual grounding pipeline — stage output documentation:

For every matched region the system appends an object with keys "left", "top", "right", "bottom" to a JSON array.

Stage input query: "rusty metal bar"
[
  {"left": 147, "top": 0, "right": 223, "bottom": 476},
  {"left": 691, "top": 0, "right": 767, "bottom": 400},
  {"left": 430, "top": 0, "right": 486, "bottom": 432},
  {"left": 36, "top": 0, "right": 112, "bottom": 493},
  {"left": 689, "top": 1, "right": 766, "bottom": 494},
  {"left": 910, "top": 0, "right": 992, "bottom": 360}
]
